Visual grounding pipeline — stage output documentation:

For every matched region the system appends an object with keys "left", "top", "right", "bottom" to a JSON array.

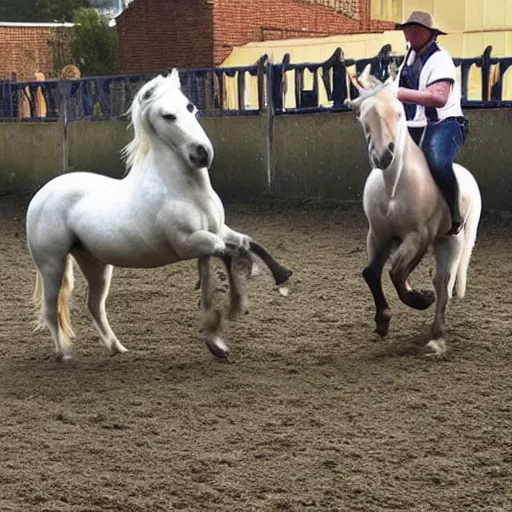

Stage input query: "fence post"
[
  {"left": 459, "top": 60, "right": 470, "bottom": 101},
  {"left": 481, "top": 45, "right": 493, "bottom": 102},
  {"left": 60, "top": 80, "right": 69, "bottom": 174},
  {"left": 332, "top": 49, "right": 348, "bottom": 108},
  {"left": 265, "top": 59, "right": 275, "bottom": 195}
]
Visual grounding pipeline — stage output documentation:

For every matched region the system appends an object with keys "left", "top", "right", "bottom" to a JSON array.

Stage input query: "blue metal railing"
[
  {"left": 269, "top": 44, "right": 512, "bottom": 115},
  {"left": 1, "top": 44, "right": 512, "bottom": 122},
  {"left": 0, "top": 63, "right": 266, "bottom": 121}
]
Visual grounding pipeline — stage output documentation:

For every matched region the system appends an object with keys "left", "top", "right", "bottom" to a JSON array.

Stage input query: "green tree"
[
  {"left": 49, "top": 8, "right": 119, "bottom": 77},
  {"left": 0, "top": 0, "right": 88, "bottom": 22}
]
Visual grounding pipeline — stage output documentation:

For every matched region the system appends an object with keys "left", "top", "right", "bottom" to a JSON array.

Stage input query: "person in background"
[{"left": 395, "top": 10, "right": 468, "bottom": 235}]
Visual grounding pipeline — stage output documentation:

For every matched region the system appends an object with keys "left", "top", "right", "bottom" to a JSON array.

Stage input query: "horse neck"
[{"left": 124, "top": 134, "right": 213, "bottom": 193}]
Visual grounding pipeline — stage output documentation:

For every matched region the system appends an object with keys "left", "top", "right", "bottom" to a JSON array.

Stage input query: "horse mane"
[
  {"left": 121, "top": 71, "right": 181, "bottom": 174},
  {"left": 121, "top": 92, "right": 151, "bottom": 172},
  {"left": 351, "top": 78, "right": 392, "bottom": 109}
]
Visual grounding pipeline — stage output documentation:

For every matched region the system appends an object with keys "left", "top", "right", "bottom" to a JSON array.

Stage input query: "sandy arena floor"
[{"left": 0, "top": 193, "right": 511, "bottom": 512}]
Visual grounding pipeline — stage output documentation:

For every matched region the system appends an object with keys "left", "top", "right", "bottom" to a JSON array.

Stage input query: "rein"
[{"left": 387, "top": 113, "right": 408, "bottom": 199}]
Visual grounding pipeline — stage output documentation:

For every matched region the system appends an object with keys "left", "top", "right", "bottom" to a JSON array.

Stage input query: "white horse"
[
  {"left": 26, "top": 69, "right": 292, "bottom": 362},
  {"left": 348, "top": 65, "right": 481, "bottom": 355}
]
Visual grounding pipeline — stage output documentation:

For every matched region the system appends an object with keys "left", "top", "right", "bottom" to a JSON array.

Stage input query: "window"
[
  {"left": 300, "top": 0, "right": 359, "bottom": 19},
  {"left": 371, "top": 0, "right": 402, "bottom": 22}
]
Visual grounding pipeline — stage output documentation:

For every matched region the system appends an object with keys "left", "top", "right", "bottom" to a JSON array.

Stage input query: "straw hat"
[{"left": 395, "top": 10, "right": 447, "bottom": 35}]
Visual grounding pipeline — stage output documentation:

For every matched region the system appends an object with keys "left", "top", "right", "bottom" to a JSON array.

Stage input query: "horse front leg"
[
  {"left": 189, "top": 226, "right": 249, "bottom": 319},
  {"left": 221, "top": 225, "right": 293, "bottom": 286},
  {"left": 176, "top": 230, "right": 240, "bottom": 359},
  {"left": 389, "top": 232, "right": 436, "bottom": 310},
  {"left": 362, "top": 230, "right": 392, "bottom": 337}
]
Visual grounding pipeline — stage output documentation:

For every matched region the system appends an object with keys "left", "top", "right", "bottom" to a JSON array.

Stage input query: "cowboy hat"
[{"left": 395, "top": 10, "right": 447, "bottom": 35}]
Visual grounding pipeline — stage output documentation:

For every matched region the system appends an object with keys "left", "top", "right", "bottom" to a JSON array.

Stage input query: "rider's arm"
[{"left": 397, "top": 80, "right": 452, "bottom": 109}]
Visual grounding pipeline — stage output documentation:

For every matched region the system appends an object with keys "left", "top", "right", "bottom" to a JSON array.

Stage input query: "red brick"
[
  {"left": 0, "top": 26, "right": 71, "bottom": 81},
  {"left": 116, "top": 0, "right": 394, "bottom": 73}
]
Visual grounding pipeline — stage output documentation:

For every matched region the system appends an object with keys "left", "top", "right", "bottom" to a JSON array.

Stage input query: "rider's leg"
[{"left": 419, "top": 117, "right": 468, "bottom": 235}]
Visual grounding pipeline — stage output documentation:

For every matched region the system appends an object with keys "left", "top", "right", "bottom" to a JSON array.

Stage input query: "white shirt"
[{"left": 398, "top": 43, "right": 463, "bottom": 127}]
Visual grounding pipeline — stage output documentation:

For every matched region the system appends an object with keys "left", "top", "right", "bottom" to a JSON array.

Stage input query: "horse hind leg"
[
  {"left": 426, "top": 236, "right": 464, "bottom": 356},
  {"left": 33, "top": 256, "right": 75, "bottom": 361},
  {"left": 198, "top": 256, "right": 229, "bottom": 360},
  {"left": 389, "top": 232, "right": 436, "bottom": 311},
  {"left": 72, "top": 250, "right": 127, "bottom": 356},
  {"left": 222, "top": 249, "right": 250, "bottom": 320},
  {"left": 362, "top": 231, "right": 392, "bottom": 337}
]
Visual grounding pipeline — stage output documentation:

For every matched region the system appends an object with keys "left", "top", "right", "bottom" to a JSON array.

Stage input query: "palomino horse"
[
  {"left": 26, "top": 70, "right": 292, "bottom": 362},
  {"left": 348, "top": 65, "right": 481, "bottom": 355}
]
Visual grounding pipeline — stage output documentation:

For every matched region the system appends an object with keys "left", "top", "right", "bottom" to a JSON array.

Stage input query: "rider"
[{"left": 395, "top": 10, "right": 468, "bottom": 235}]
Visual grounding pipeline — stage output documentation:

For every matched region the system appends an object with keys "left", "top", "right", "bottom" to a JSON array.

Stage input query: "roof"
[
  {"left": 0, "top": 21, "right": 74, "bottom": 28},
  {"left": 221, "top": 31, "right": 405, "bottom": 67}
]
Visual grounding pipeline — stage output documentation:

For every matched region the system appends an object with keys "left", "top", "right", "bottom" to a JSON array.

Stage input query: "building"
[
  {"left": 372, "top": 0, "right": 512, "bottom": 57},
  {"left": 88, "top": 0, "right": 134, "bottom": 22},
  {"left": 115, "top": 0, "right": 395, "bottom": 74},
  {"left": 0, "top": 22, "right": 74, "bottom": 80},
  {"left": 221, "top": 0, "right": 512, "bottom": 107}
]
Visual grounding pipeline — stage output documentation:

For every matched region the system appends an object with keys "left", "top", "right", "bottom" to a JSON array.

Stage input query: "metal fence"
[{"left": 1, "top": 44, "right": 512, "bottom": 122}]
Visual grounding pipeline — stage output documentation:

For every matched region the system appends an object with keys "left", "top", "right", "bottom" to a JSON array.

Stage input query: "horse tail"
[
  {"left": 32, "top": 256, "right": 75, "bottom": 347},
  {"left": 453, "top": 176, "right": 482, "bottom": 299}
]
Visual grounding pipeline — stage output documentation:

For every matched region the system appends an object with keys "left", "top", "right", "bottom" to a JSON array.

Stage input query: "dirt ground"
[{"left": 0, "top": 193, "right": 511, "bottom": 512}]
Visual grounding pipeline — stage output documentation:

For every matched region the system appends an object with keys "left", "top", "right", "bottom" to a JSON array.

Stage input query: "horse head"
[
  {"left": 347, "top": 64, "right": 405, "bottom": 171},
  {"left": 123, "top": 69, "right": 214, "bottom": 172}
]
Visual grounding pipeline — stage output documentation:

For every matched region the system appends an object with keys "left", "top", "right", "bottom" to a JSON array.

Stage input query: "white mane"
[
  {"left": 349, "top": 76, "right": 393, "bottom": 114},
  {"left": 121, "top": 69, "right": 182, "bottom": 173}
]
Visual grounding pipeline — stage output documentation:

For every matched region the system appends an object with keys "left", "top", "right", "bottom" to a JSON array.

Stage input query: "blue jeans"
[{"left": 411, "top": 117, "right": 469, "bottom": 226}]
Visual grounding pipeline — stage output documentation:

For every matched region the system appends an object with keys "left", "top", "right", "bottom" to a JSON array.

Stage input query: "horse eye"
[
  {"left": 143, "top": 88, "right": 154, "bottom": 100},
  {"left": 186, "top": 103, "right": 195, "bottom": 113},
  {"left": 162, "top": 113, "right": 177, "bottom": 122}
]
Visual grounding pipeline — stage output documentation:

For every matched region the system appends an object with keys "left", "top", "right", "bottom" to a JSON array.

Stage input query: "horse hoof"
[
  {"left": 425, "top": 338, "right": 447, "bottom": 357},
  {"left": 56, "top": 353, "right": 73, "bottom": 363},
  {"left": 110, "top": 344, "right": 128, "bottom": 356},
  {"left": 206, "top": 338, "right": 229, "bottom": 360},
  {"left": 228, "top": 306, "right": 248, "bottom": 321},
  {"left": 408, "top": 289, "right": 435, "bottom": 310},
  {"left": 375, "top": 323, "right": 389, "bottom": 337},
  {"left": 375, "top": 309, "right": 392, "bottom": 337},
  {"left": 421, "top": 289, "right": 436, "bottom": 306},
  {"left": 275, "top": 267, "right": 293, "bottom": 286}
]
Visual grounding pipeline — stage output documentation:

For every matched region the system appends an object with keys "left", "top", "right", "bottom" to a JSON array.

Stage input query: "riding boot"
[{"left": 445, "top": 187, "right": 463, "bottom": 236}]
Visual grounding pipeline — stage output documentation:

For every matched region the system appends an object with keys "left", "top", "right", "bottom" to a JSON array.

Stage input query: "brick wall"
[
  {"left": 117, "top": 0, "right": 395, "bottom": 72},
  {"left": 213, "top": 0, "right": 394, "bottom": 65},
  {"left": 116, "top": 0, "right": 214, "bottom": 74},
  {"left": 0, "top": 25, "right": 70, "bottom": 81}
]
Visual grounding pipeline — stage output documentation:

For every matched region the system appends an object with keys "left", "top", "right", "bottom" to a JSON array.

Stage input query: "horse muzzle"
[
  {"left": 370, "top": 142, "right": 395, "bottom": 170},
  {"left": 188, "top": 143, "right": 214, "bottom": 169}
]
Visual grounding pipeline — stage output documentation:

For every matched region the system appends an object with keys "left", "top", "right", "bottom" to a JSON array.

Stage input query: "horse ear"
[
  {"left": 358, "top": 63, "right": 373, "bottom": 89},
  {"left": 349, "top": 71, "right": 364, "bottom": 92},
  {"left": 169, "top": 68, "right": 181, "bottom": 89}
]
